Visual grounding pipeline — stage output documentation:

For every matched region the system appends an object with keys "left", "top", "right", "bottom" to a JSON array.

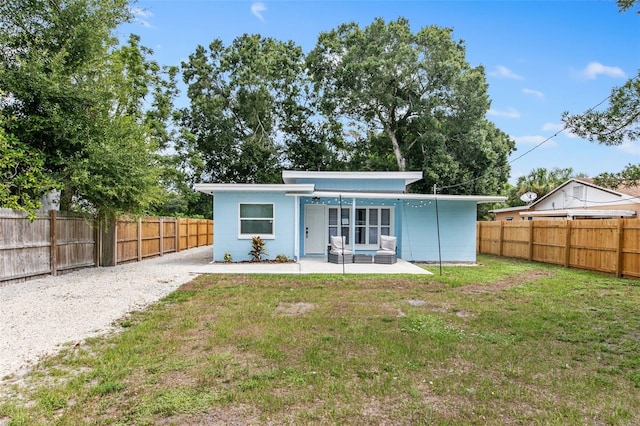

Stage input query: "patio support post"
[
  {"left": 293, "top": 195, "right": 300, "bottom": 260},
  {"left": 351, "top": 198, "right": 356, "bottom": 256}
]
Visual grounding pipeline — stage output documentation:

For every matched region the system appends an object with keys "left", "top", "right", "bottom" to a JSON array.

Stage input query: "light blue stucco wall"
[
  {"left": 399, "top": 200, "right": 478, "bottom": 262},
  {"left": 294, "top": 178, "right": 406, "bottom": 192},
  {"left": 213, "top": 192, "right": 296, "bottom": 262}
]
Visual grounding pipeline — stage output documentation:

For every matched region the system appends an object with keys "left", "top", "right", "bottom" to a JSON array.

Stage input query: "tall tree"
[
  {"left": 307, "top": 17, "right": 514, "bottom": 195},
  {"left": 179, "top": 35, "right": 341, "bottom": 184},
  {"left": 0, "top": 0, "right": 176, "bottom": 218},
  {"left": 562, "top": 0, "right": 640, "bottom": 187}
]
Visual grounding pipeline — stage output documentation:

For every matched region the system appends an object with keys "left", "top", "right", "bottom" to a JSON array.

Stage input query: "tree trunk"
[{"left": 386, "top": 128, "right": 406, "bottom": 171}]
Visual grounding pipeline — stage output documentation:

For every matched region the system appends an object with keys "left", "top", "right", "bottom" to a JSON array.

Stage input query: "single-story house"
[
  {"left": 491, "top": 178, "right": 640, "bottom": 221},
  {"left": 194, "top": 171, "right": 505, "bottom": 263}
]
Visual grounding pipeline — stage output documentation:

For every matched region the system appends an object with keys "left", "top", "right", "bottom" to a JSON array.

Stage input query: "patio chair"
[
  {"left": 374, "top": 235, "right": 397, "bottom": 264},
  {"left": 328, "top": 235, "right": 353, "bottom": 263}
]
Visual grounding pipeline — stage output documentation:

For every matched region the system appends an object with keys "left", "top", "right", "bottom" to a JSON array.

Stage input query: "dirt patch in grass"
[
  {"left": 155, "top": 404, "right": 259, "bottom": 426},
  {"left": 459, "top": 269, "right": 554, "bottom": 294},
  {"left": 275, "top": 302, "right": 314, "bottom": 317}
]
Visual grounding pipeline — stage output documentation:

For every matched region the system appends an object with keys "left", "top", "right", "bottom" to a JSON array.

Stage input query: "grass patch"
[{"left": 1, "top": 255, "right": 639, "bottom": 424}]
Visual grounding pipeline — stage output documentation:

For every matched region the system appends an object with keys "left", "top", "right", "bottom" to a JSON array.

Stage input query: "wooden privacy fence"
[
  {"left": 0, "top": 209, "right": 213, "bottom": 284},
  {"left": 477, "top": 219, "right": 640, "bottom": 279}
]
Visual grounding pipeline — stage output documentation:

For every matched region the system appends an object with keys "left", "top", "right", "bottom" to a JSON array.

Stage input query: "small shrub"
[
  {"left": 223, "top": 251, "right": 232, "bottom": 263},
  {"left": 275, "top": 254, "right": 290, "bottom": 263},
  {"left": 248, "top": 236, "right": 267, "bottom": 261}
]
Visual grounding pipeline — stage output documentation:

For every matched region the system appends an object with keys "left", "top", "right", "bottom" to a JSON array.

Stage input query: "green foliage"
[
  {"left": 503, "top": 167, "right": 587, "bottom": 207},
  {"left": 0, "top": 123, "right": 58, "bottom": 216},
  {"left": 308, "top": 17, "right": 514, "bottom": 196},
  {"left": 248, "top": 236, "right": 267, "bottom": 261},
  {"left": 275, "top": 254, "right": 290, "bottom": 263},
  {"left": 0, "top": 1, "right": 180, "bottom": 219},
  {"left": 223, "top": 251, "right": 232, "bottom": 263}
]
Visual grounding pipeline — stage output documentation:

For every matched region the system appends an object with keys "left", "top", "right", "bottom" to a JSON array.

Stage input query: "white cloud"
[
  {"left": 488, "top": 107, "right": 521, "bottom": 118},
  {"left": 541, "top": 122, "right": 563, "bottom": 132},
  {"left": 514, "top": 135, "right": 558, "bottom": 148},
  {"left": 523, "top": 88, "right": 544, "bottom": 99},
  {"left": 617, "top": 140, "right": 640, "bottom": 155},
  {"left": 251, "top": 2, "right": 267, "bottom": 21},
  {"left": 489, "top": 65, "right": 524, "bottom": 80},
  {"left": 581, "top": 61, "right": 626, "bottom": 80},
  {"left": 130, "top": 7, "right": 154, "bottom": 28}
]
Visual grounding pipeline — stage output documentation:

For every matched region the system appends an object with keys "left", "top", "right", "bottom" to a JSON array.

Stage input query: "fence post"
[
  {"left": 50, "top": 210, "right": 58, "bottom": 276},
  {"left": 564, "top": 220, "right": 572, "bottom": 268},
  {"left": 137, "top": 217, "right": 143, "bottom": 262},
  {"left": 94, "top": 216, "right": 99, "bottom": 267},
  {"left": 176, "top": 218, "right": 181, "bottom": 252},
  {"left": 528, "top": 220, "right": 534, "bottom": 261},
  {"left": 476, "top": 222, "right": 481, "bottom": 254},
  {"left": 616, "top": 219, "right": 624, "bottom": 278},
  {"left": 498, "top": 221, "right": 504, "bottom": 257},
  {"left": 159, "top": 217, "right": 164, "bottom": 256}
]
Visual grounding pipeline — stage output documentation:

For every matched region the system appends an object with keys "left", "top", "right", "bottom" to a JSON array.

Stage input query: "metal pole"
[{"left": 434, "top": 184, "right": 442, "bottom": 276}]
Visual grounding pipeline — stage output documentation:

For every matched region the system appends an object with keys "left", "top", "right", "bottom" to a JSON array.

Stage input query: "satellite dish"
[{"left": 520, "top": 192, "right": 538, "bottom": 203}]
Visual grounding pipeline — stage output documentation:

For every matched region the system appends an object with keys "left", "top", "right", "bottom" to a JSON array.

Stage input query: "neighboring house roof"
[
  {"left": 489, "top": 205, "right": 532, "bottom": 214},
  {"left": 531, "top": 178, "right": 640, "bottom": 208},
  {"left": 522, "top": 209, "right": 637, "bottom": 219}
]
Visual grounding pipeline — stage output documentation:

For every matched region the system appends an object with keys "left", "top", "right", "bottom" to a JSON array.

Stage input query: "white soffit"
[
  {"left": 282, "top": 170, "right": 423, "bottom": 186},
  {"left": 193, "top": 183, "right": 315, "bottom": 195},
  {"left": 299, "top": 190, "right": 506, "bottom": 204}
]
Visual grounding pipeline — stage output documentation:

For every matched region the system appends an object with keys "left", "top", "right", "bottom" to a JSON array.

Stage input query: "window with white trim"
[
  {"left": 328, "top": 206, "right": 393, "bottom": 248},
  {"left": 239, "top": 203, "right": 274, "bottom": 238}
]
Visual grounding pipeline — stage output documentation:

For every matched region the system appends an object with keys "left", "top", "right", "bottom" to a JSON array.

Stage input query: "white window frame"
[
  {"left": 238, "top": 203, "right": 275, "bottom": 239},
  {"left": 328, "top": 206, "right": 393, "bottom": 250}
]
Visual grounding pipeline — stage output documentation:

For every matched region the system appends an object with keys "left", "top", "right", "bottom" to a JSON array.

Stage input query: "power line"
[{"left": 436, "top": 73, "right": 640, "bottom": 193}]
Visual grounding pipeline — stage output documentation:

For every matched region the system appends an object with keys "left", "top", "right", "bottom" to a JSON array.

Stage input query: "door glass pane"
[
  {"left": 355, "top": 227, "right": 366, "bottom": 244},
  {"left": 369, "top": 208, "right": 378, "bottom": 225},
  {"left": 341, "top": 208, "right": 350, "bottom": 225},
  {"left": 328, "top": 208, "right": 337, "bottom": 226},
  {"left": 381, "top": 226, "right": 390, "bottom": 236},
  {"left": 381, "top": 208, "right": 390, "bottom": 226},
  {"left": 356, "top": 209, "right": 366, "bottom": 225},
  {"left": 369, "top": 227, "right": 378, "bottom": 245},
  {"left": 241, "top": 220, "right": 272, "bottom": 234},
  {"left": 341, "top": 227, "right": 349, "bottom": 244},
  {"left": 240, "top": 204, "right": 273, "bottom": 218}
]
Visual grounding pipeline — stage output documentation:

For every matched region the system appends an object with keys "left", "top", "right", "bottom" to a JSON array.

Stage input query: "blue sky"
[{"left": 120, "top": 0, "right": 639, "bottom": 183}]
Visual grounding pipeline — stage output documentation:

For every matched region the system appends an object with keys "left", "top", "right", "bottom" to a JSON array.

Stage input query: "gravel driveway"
[{"left": 0, "top": 246, "right": 212, "bottom": 383}]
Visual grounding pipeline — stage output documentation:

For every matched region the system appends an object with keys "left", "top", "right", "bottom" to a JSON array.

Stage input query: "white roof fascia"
[
  {"left": 520, "top": 209, "right": 637, "bottom": 218},
  {"left": 489, "top": 205, "right": 532, "bottom": 213},
  {"left": 282, "top": 170, "right": 423, "bottom": 186},
  {"left": 292, "top": 190, "right": 506, "bottom": 204},
  {"left": 194, "top": 183, "right": 315, "bottom": 195}
]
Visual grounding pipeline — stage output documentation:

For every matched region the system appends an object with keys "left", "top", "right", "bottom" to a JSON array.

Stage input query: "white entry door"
[{"left": 304, "top": 204, "right": 326, "bottom": 255}]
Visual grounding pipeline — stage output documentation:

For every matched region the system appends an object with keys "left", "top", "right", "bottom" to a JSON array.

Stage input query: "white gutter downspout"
[{"left": 351, "top": 198, "right": 356, "bottom": 256}]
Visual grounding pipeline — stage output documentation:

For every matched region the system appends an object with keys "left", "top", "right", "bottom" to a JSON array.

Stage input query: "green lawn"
[{"left": 2, "top": 256, "right": 639, "bottom": 425}]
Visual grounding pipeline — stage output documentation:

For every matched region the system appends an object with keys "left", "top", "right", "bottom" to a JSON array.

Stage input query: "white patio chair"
[
  {"left": 374, "top": 235, "right": 397, "bottom": 264},
  {"left": 328, "top": 235, "right": 353, "bottom": 263}
]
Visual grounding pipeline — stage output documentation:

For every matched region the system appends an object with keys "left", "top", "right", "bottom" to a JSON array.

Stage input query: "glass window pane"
[
  {"left": 328, "top": 227, "right": 338, "bottom": 238},
  {"left": 241, "top": 219, "right": 272, "bottom": 234},
  {"left": 355, "top": 227, "right": 366, "bottom": 244},
  {"left": 240, "top": 204, "right": 273, "bottom": 219},
  {"left": 369, "top": 208, "right": 378, "bottom": 225},
  {"left": 356, "top": 209, "right": 366, "bottom": 225},
  {"left": 369, "top": 227, "right": 378, "bottom": 245},
  {"left": 341, "top": 208, "right": 350, "bottom": 225},
  {"left": 329, "top": 208, "right": 337, "bottom": 226},
  {"left": 381, "top": 208, "right": 390, "bottom": 226},
  {"left": 341, "top": 227, "right": 349, "bottom": 244},
  {"left": 381, "top": 227, "right": 390, "bottom": 236}
]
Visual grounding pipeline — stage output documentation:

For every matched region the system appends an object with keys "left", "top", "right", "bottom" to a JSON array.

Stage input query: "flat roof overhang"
[
  {"left": 295, "top": 190, "right": 506, "bottom": 204},
  {"left": 520, "top": 209, "right": 637, "bottom": 218},
  {"left": 193, "top": 183, "right": 315, "bottom": 195},
  {"left": 282, "top": 170, "right": 423, "bottom": 186}
]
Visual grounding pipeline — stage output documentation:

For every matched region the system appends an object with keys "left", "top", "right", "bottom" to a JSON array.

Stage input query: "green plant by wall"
[
  {"left": 275, "top": 254, "right": 290, "bottom": 263},
  {"left": 248, "top": 236, "right": 267, "bottom": 261},
  {"left": 223, "top": 251, "right": 232, "bottom": 263}
]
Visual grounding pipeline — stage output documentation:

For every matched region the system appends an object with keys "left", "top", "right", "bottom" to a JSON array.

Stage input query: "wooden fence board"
[
  {"left": 478, "top": 219, "right": 640, "bottom": 279},
  {"left": 1, "top": 210, "right": 212, "bottom": 283}
]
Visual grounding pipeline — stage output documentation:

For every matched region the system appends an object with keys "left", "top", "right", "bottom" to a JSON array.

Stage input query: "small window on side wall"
[{"left": 239, "top": 203, "right": 274, "bottom": 239}]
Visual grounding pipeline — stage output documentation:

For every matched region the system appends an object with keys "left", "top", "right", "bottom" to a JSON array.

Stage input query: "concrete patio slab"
[{"left": 191, "top": 257, "right": 431, "bottom": 275}]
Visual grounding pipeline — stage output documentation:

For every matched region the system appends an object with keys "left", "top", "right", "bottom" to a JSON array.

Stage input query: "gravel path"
[{"left": 0, "top": 246, "right": 212, "bottom": 383}]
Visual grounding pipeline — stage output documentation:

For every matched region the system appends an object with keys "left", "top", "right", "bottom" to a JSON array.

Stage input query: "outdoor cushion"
[
  {"left": 375, "top": 249, "right": 395, "bottom": 256},
  {"left": 330, "top": 236, "right": 352, "bottom": 254},
  {"left": 379, "top": 235, "right": 397, "bottom": 252}
]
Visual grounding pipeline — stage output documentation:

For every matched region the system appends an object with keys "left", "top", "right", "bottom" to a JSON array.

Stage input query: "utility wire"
[{"left": 436, "top": 73, "right": 640, "bottom": 193}]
